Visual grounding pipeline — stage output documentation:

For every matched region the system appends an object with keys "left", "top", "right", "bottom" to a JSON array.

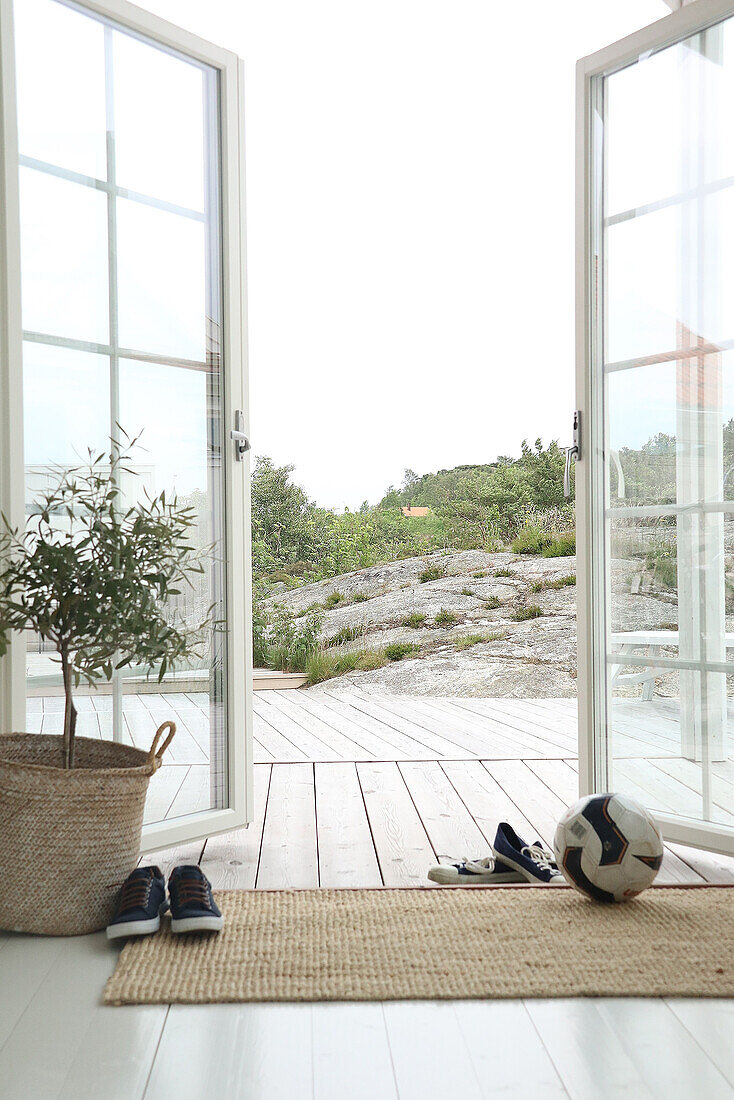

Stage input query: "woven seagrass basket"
[{"left": 0, "top": 722, "right": 175, "bottom": 935}]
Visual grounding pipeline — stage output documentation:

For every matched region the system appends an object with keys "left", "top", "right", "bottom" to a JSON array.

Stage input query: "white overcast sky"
[{"left": 144, "top": 0, "right": 668, "bottom": 510}]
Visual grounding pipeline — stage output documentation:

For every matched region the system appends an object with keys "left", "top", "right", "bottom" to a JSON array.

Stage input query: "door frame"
[
  {"left": 576, "top": 0, "right": 734, "bottom": 854},
  {"left": 0, "top": 0, "right": 253, "bottom": 851}
]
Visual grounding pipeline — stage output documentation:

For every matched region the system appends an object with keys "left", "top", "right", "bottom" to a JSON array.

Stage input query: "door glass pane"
[
  {"left": 604, "top": 46, "right": 682, "bottom": 215},
  {"left": 601, "top": 19, "right": 734, "bottom": 835},
  {"left": 15, "top": 0, "right": 227, "bottom": 829},
  {"left": 14, "top": 0, "right": 107, "bottom": 179},
  {"left": 23, "top": 342, "right": 110, "bottom": 472},
  {"left": 116, "top": 200, "right": 207, "bottom": 360},
  {"left": 606, "top": 207, "right": 679, "bottom": 364},
  {"left": 19, "top": 167, "right": 109, "bottom": 343},
  {"left": 113, "top": 32, "right": 206, "bottom": 212}
]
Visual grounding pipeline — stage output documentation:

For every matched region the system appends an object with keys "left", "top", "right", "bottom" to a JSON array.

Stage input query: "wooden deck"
[{"left": 29, "top": 688, "right": 734, "bottom": 883}]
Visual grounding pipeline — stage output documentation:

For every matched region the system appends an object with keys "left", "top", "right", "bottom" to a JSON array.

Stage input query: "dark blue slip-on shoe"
[
  {"left": 492, "top": 823, "right": 564, "bottom": 885},
  {"left": 106, "top": 865, "right": 167, "bottom": 940},
  {"left": 168, "top": 865, "right": 223, "bottom": 933}
]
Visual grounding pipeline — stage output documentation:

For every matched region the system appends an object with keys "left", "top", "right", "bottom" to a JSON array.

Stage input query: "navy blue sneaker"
[
  {"left": 427, "top": 855, "right": 524, "bottom": 885},
  {"left": 168, "top": 865, "right": 223, "bottom": 933},
  {"left": 492, "top": 823, "right": 564, "bottom": 885},
  {"left": 106, "top": 865, "right": 168, "bottom": 940}
]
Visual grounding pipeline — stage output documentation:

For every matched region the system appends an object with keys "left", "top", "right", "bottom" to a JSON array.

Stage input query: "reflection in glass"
[
  {"left": 16, "top": 0, "right": 226, "bottom": 827},
  {"left": 602, "top": 16, "right": 734, "bottom": 834}
]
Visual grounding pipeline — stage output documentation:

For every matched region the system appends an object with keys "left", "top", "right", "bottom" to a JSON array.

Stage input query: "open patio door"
[
  {"left": 576, "top": 0, "right": 734, "bottom": 854},
  {"left": 0, "top": 0, "right": 253, "bottom": 851}
]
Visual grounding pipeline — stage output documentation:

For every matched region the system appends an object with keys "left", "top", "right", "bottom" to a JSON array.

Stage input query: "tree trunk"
[{"left": 60, "top": 651, "right": 77, "bottom": 769}]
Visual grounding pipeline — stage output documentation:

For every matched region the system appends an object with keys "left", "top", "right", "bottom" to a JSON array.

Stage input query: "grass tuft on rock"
[
  {"left": 325, "top": 624, "right": 365, "bottom": 647},
  {"left": 384, "top": 642, "right": 420, "bottom": 661},
  {"left": 435, "top": 608, "right": 460, "bottom": 626},
  {"left": 454, "top": 632, "right": 505, "bottom": 651},
  {"left": 400, "top": 612, "right": 428, "bottom": 628},
  {"left": 511, "top": 604, "right": 543, "bottom": 622},
  {"left": 530, "top": 574, "right": 576, "bottom": 593}
]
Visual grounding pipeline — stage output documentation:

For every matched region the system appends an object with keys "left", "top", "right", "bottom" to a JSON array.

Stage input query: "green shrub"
[
  {"left": 384, "top": 642, "right": 419, "bottom": 661},
  {"left": 324, "top": 591, "right": 345, "bottom": 608},
  {"left": 419, "top": 565, "right": 445, "bottom": 583},
  {"left": 494, "top": 567, "right": 515, "bottom": 578},
  {"left": 284, "top": 560, "right": 309, "bottom": 576},
  {"left": 400, "top": 612, "right": 428, "bottom": 628},
  {"left": 325, "top": 624, "right": 364, "bottom": 647},
  {"left": 258, "top": 602, "right": 323, "bottom": 668},
  {"left": 352, "top": 592, "right": 369, "bottom": 603},
  {"left": 542, "top": 532, "right": 576, "bottom": 558},
  {"left": 435, "top": 608, "right": 459, "bottom": 627},
  {"left": 483, "top": 595, "right": 501, "bottom": 609},
  {"left": 305, "top": 646, "right": 388, "bottom": 685},
  {"left": 472, "top": 571, "right": 488, "bottom": 578},
  {"left": 511, "top": 525, "right": 552, "bottom": 555},
  {"left": 511, "top": 604, "right": 543, "bottom": 622},
  {"left": 267, "top": 569, "right": 304, "bottom": 586},
  {"left": 460, "top": 587, "right": 474, "bottom": 597}
]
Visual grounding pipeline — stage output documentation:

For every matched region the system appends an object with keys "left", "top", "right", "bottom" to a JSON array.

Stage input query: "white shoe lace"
[
  {"left": 459, "top": 856, "right": 495, "bottom": 875},
  {"left": 521, "top": 843, "right": 561, "bottom": 876}
]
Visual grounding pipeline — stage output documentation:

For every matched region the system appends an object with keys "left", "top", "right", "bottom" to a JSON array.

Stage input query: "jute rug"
[{"left": 103, "top": 885, "right": 734, "bottom": 1005}]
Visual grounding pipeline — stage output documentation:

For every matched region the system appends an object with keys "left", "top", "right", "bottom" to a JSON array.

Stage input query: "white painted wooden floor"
[{"left": 6, "top": 689, "right": 734, "bottom": 1097}]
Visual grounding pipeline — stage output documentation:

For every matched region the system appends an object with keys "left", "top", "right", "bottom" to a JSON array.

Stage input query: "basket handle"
[{"left": 147, "top": 721, "right": 176, "bottom": 766}]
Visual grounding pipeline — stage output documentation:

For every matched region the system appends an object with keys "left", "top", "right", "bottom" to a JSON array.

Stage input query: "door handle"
[
  {"left": 564, "top": 411, "right": 580, "bottom": 499},
  {"left": 230, "top": 410, "right": 250, "bottom": 461}
]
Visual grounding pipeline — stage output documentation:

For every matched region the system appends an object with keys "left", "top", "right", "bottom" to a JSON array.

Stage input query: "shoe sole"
[
  {"left": 427, "top": 867, "right": 524, "bottom": 885},
  {"left": 491, "top": 849, "right": 566, "bottom": 885},
  {"left": 106, "top": 914, "right": 161, "bottom": 940},
  {"left": 170, "top": 915, "right": 224, "bottom": 933}
]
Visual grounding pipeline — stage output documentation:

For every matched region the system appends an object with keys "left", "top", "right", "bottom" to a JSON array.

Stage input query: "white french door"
[
  {"left": 577, "top": 0, "right": 734, "bottom": 854},
  {"left": 0, "top": 0, "right": 253, "bottom": 850}
]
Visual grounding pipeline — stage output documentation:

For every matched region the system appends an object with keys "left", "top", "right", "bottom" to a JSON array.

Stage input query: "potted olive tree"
[{"left": 0, "top": 445, "right": 211, "bottom": 935}]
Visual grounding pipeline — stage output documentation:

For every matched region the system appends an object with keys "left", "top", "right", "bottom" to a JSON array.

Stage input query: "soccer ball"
[{"left": 554, "top": 793, "right": 663, "bottom": 902}]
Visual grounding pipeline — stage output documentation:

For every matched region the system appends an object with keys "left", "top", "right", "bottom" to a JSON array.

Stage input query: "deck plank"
[
  {"left": 398, "top": 760, "right": 489, "bottom": 865},
  {"left": 315, "top": 762, "right": 382, "bottom": 887},
  {"left": 316, "top": 689, "right": 438, "bottom": 758},
  {"left": 285, "top": 690, "right": 407, "bottom": 760},
  {"left": 481, "top": 759, "right": 569, "bottom": 850},
  {"left": 266, "top": 690, "right": 374, "bottom": 760},
  {"left": 253, "top": 695, "right": 340, "bottom": 762},
  {"left": 357, "top": 761, "right": 436, "bottom": 885},
  {"left": 252, "top": 710, "right": 310, "bottom": 763},
  {"left": 336, "top": 692, "right": 471, "bottom": 758},
  {"left": 199, "top": 765, "right": 272, "bottom": 890},
  {"left": 257, "top": 763, "right": 319, "bottom": 889},
  {"left": 439, "top": 759, "right": 541, "bottom": 851}
]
